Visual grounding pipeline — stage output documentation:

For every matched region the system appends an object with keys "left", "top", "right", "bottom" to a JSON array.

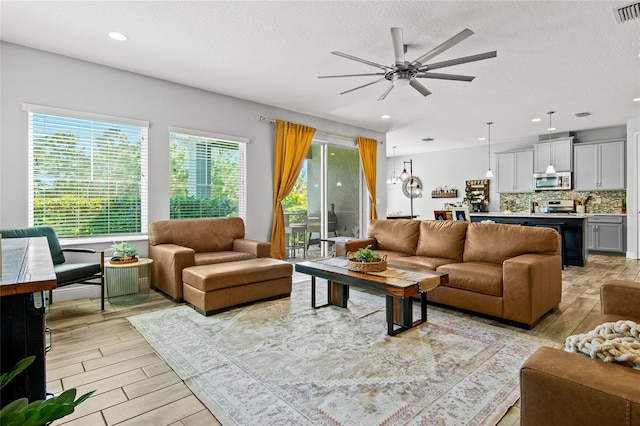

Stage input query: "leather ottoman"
[{"left": 182, "top": 258, "right": 292, "bottom": 315}]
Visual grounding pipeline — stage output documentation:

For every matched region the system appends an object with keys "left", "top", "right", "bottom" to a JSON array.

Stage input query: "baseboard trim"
[{"left": 51, "top": 284, "right": 101, "bottom": 303}]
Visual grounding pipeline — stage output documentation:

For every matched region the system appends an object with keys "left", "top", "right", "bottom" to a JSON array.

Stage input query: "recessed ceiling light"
[
  {"left": 547, "top": 127, "right": 556, "bottom": 131},
  {"left": 381, "top": 115, "right": 391, "bottom": 119},
  {"left": 634, "top": 97, "right": 640, "bottom": 102},
  {"left": 478, "top": 137, "right": 486, "bottom": 141},
  {"left": 531, "top": 118, "right": 542, "bottom": 122},
  {"left": 421, "top": 138, "right": 434, "bottom": 142},
  {"left": 108, "top": 31, "right": 128, "bottom": 41}
]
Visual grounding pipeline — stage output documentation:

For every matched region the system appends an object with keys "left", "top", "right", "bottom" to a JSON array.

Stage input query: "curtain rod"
[{"left": 259, "top": 116, "right": 383, "bottom": 144}]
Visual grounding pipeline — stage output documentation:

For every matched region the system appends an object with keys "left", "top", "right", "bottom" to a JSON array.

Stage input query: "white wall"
[
  {"left": 385, "top": 138, "right": 534, "bottom": 219},
  {"left": 0, "top": 42, "right": 386, "bottom": 246}
]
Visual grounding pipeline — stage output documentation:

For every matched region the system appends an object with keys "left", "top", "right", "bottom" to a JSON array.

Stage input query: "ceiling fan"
[{"left": 318, "top": 28, "right": 497, "bottom": 101}]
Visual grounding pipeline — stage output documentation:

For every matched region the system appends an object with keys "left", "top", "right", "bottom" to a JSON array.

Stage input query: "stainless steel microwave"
[{"left": 533, "top": 172, "right": 572, "bottom": 191}]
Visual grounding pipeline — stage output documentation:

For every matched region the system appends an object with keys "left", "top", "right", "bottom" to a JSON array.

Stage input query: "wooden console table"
[{"left": 0, "top": 237, "right": 56, "bottom": 406}]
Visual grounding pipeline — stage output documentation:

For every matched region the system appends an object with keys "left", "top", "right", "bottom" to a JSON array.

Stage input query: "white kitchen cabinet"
[
  {"left": 574, "top": 140, "right": 625, "bottom": 191},
  {"left": 534, "top": 137, "right": 573, "bottom": 173},
  {"left": 496, "top": 149, "right": 533, "bottom": 193},
  {"left": 587, "top": 215, "right": 625, "bottom": 253}
]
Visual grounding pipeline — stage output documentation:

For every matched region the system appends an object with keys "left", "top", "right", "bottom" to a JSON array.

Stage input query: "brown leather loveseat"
[
  {"left": 336, "top": 219, "right": 562, "bottom": 327},
  {"left": 520, "top": 280, "right": 640, "bottom": 425},
  {"left": 148, "top": 217, "right": 271, "bottom": 300}
]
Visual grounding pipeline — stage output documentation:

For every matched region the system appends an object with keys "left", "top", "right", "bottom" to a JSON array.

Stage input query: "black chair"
[
  {"left": 535, "top": 223, "right": 568, "bottom": 269},
  {"left": 0, "top": 226, "right": 105, "bottom": 310}
]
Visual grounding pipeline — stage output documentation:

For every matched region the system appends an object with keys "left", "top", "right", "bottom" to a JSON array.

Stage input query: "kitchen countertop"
[
  {"left": 580, "top": 213, "right": 627, "bottom": 216},
  {"left": 470, "top": 212, "right": 626, "bottom": 218},
  {"left": 470, "top": 212, "right": 592, "bottom": 218}
]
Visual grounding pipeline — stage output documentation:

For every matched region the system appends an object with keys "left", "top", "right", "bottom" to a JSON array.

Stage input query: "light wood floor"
[{"left": 46, "top": 254, "right": 640, "bottom": 425}]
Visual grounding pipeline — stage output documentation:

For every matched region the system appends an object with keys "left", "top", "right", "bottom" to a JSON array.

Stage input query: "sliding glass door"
[
  {"left": 327, "top": 145, "right": 361, "bottom": 240},
  {"left": 284, "top": 142, "right": 361, "bottom": 258}
]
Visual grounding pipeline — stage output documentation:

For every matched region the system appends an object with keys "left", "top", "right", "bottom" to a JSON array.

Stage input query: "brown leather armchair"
[
  {"left": 520, "top": 280, "right": 640, "bottom": 425},
  {"left": 148, "top": 217, "right": 270, "bottom": 301}
]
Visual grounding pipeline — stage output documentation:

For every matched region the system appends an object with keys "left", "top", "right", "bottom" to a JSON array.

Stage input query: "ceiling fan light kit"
[
  {"left": 392, "top": 72, "right": 412, "bottom": 87},
  {"left": 319, "top": 27, "right": 497, "bottom": 101}
]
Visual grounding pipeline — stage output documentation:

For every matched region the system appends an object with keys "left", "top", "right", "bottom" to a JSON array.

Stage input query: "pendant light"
[
  {"left": 485, "top": 122, "right": 494, "bottom": 178},
  {"left": 545, "top": 111, "right": 556, "bottom": 174},
  {"left": 386, "top": 146, "right": 399, "bottom": 184},
  {"left": 400, "top": 164, "right": 409, "bottom": 182}
]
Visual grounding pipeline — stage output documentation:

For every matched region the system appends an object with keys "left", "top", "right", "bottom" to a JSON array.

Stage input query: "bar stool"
[{"left": 536, "top": 223, "right": 568, "bottom": 269}]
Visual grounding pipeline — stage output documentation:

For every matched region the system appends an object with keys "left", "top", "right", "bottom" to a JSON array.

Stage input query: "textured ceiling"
[{"left": 1, "top": 1, "right": 639, "bottom": 156}]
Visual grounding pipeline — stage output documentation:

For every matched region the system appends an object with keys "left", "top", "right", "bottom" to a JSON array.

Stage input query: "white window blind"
[
  {"left": 26, "top": 108, "right": 148, "bottom": 237},
  {"left": 169, "top": 130, "right": 246, "bottom": 221}
]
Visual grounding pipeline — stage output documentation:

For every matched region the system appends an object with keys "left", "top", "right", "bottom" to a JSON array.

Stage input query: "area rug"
[{"left": 129, "top": 280, "right": 556, "bottom": 425}]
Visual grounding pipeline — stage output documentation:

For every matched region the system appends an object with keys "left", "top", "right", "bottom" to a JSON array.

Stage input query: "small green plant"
[
  {"left": 110, "top": 241, "right": 139, "bottom": 258},
  {"left": 354, "top": 245, "right": 381, "bottom": 263},
  {"left": 0, "top": 356, "right": 94, "bottom": 426}
]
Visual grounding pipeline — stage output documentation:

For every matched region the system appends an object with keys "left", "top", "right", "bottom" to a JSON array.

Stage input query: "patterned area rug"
[{"left": 129, "top": 280, "right": 555, "bottom": 425}]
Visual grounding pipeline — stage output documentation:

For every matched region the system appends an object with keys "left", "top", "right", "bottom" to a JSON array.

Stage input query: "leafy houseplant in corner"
[
  {"left": 346, "top": 245, "right": 387, "bottom": 272},
  {"left": 0, "top": 356, "right": 94, "bottom": 426},
  {"left": 109, "top": 242, "right": 140, "bottom": 265}
]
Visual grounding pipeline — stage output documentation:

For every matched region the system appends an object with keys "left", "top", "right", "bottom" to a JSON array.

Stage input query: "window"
[
  {"left": 169, "top": 129, "right": 247, "bottom": 221},
  {"left": 25, "top": 104, "right": 148, "bottom": 237}
]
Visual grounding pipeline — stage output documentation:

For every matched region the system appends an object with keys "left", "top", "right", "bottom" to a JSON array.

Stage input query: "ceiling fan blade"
[
  {"left": 411, "top": 28, "right": 474, "bottom": 67},
  {"left": 318, "top": 72, "right": 386, "bottom": 79},
  {"left": 409, "top": 79, "right": 432, "bottom": 97},
  {"left": 377, "top": 84, "right": 395, "bottom": 101},
  {"left": 391, "top": 27, "right": 405, "bottom": 67},
  {"left": 331, "top": 51, "right": 391, "bottom": 71},
  {"left": 414, "top": 72, "right": 476, "bottom": 82},
  {"left": 340, "top": 78, "right": 386, "bottom": 95},
  {"left": 422, "top": 51, "right": 497, "bottom": 71}
]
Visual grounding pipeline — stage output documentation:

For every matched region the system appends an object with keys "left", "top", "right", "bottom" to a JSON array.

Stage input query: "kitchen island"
[{"left": 470, "top": 212, "right": 589, "bottom": 266}]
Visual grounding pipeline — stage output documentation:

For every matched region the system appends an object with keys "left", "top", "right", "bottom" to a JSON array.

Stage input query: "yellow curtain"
[
  {"left": 270, "top": 120, "right": 316, "bottom": 259},
  {"left": 357, "top": 136, "right": 378, "bottom": 220}
]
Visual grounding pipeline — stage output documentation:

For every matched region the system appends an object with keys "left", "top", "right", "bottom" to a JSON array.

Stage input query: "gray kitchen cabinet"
[
  {"left": 496, "top": 149, "right": 533, "bottom": 193},
  {"left": 587, "top": 215, "right": 625, "bottom": 253},
  {"left": 534, "top": 137, "right": 573, "bottom": 173},
  {"left": 574, "top": 140, "right": 625, "bottom": 191}
]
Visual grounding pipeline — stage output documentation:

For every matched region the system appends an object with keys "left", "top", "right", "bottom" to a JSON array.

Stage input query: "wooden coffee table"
[{"left": 295, "top": 258, "right": 448, "bottom": 336}]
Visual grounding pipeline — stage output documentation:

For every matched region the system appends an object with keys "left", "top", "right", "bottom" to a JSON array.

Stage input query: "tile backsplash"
[{"left": 500, "top": 190, "right": 626, "bottom": 214}]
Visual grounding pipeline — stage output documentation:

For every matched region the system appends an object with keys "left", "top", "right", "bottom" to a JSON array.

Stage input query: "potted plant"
[
  {"left": 0, "top": 356, "right": 94, "bottom": 425},
  {"left": 109, "top": 242, "right": 139, "bottom": 264},
  {"left": 346, "top": 245, "right": 387, "bottom": 272}
]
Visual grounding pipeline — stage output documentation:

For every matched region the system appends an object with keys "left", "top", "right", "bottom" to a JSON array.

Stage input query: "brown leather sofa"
[
  {"left": 336, "top": 219, "right": 562, "bottom": 327},
  {"left": 148, "top": 217, "right": 271, "bottom": 300},
  {"left": 520, "top": 280, "right": 640, "bottom": 425}
]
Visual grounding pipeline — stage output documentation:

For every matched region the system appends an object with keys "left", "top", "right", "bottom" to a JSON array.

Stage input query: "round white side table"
[{"left": 104, "top": 258, "right": 153, "bottom": 305}]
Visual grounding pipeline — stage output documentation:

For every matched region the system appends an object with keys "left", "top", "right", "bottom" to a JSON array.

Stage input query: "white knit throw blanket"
[{"left": 564, "top": 320, "right": 640, "bottom": 370}]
